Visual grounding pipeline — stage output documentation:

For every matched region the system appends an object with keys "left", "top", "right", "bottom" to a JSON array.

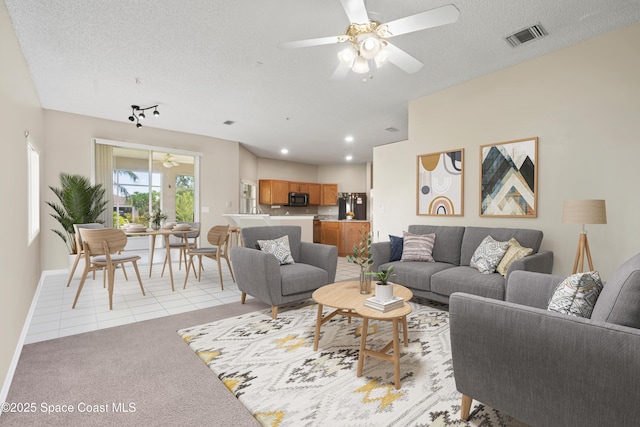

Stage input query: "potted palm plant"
[
  {"left": 346, "top": 229, "right": 373, "bottom": 294},
  {"left": 369, "top": 265, "right": 395, "bottom": 302},
  {"left": 47, "top": 173, "right": 108, "bottom": 255}
]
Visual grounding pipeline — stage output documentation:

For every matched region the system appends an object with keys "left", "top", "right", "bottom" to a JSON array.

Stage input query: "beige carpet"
[{"left": 179, "top": 299, "right": 528, "bottom": 427}]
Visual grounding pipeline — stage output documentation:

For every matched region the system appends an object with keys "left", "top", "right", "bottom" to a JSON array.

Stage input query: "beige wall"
[
  {"left": 0, "top": 1, "right": 45, "bottom": 398},
  {"left": 42, "top": 110, "right": 240, "bottom": 270},
  {"left": 373, "top": 23, "right": 640, "bottom": 279},
  {"left": 257, "top": 158, "right": 319, "bottom": 182}
]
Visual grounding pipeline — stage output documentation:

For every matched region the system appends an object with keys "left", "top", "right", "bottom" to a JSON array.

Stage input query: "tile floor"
[{"left": 25, "top": 250, "right": 361, "bottom": 344}]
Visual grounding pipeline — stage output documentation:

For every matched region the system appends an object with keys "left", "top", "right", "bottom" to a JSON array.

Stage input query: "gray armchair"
[
  {"left": 449, "top": 253, "right": 640, "bottom": 427},
  {"left": 231, "top": 226, "right": 338, "bottom": 319}
]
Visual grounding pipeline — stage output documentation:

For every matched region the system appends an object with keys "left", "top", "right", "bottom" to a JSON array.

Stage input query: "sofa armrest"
[
  {"left": 299, "top": 242, "right": 338, "bottom": 283},
  {"left": 371, "top": 241, "right": 391, "bottom": 272},
  {"left": 231, "top": 246, "right": 282, "bottom": 304},
  {"left": 505, "top": 270, "right": 565, "bottom": 309},
  {"left": 506, "top": 250, "right": 554, "bottom": 281},
  {"left": 450, "top": 292, "right": 640, "bottom": 427}
]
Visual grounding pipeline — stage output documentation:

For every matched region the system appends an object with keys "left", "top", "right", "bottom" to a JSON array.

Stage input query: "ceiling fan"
[
  {"left": 280, "top": 0, "right": 459, "bottom": 78},
  {"left": 162, "top": 153, "right": 179, "bottom": 168}
]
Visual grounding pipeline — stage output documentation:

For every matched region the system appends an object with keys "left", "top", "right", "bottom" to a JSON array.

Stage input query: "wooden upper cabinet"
[
  {"left": 320, "top": 184, "right": 338, "bottom": 206},
  {"left": 307, "top": 183, "right": 321, "bottom": 206},
  {"left": 288, "top": 182, "right": 309, "bottom": 193},
  {"left": 259, "top": 180, "right": 289, "bottom": 205}
]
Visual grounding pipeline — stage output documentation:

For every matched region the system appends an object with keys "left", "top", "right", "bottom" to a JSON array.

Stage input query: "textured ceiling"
[{"left": 5, "top": 0, "right": 640, "bottom": 165}]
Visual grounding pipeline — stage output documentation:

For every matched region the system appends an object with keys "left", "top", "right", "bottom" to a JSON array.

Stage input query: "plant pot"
[{"left": 375, "top": 283, "right": 393, "bottom": 302}]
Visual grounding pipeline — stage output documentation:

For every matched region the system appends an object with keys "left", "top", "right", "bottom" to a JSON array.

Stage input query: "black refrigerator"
[{"left": 338, "top": 193, "right": 367, "bottom": 220}]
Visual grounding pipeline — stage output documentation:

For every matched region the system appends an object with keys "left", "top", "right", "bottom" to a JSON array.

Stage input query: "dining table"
[{"left": 122, "top": 226, "right": 198, "bottom": 291}]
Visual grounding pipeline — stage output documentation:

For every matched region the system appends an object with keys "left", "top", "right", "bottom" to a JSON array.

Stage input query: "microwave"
[{"left": 288, "top": 192, "right": 309, "bottom": 207}]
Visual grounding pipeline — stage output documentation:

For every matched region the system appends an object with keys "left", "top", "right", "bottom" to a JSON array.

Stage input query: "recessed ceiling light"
[
  {"left": 345, "top": 136, "right": 354, "bottom": 142},
  {"left": 281, "top": 148, "right": 289, "bottom": 154},
  {"left": 345, "top": 155, "right": 353, "bottom": 161}
]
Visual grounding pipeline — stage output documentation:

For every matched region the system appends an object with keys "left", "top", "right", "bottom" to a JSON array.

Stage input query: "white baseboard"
[{"left": 0, "top": 269, "right": 53, "bottom": 407}]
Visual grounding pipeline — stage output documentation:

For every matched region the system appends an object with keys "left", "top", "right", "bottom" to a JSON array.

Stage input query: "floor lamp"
[{"left": 562, "top": 199, "right": 607, "bottom": 274}]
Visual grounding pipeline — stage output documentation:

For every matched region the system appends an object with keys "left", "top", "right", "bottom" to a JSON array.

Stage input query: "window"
[
  {"left": 27, "top": 141, "right": 40, "bottom": 244},
  {"left": 175, "top": 174, "right": 195, "bottom": 222}
]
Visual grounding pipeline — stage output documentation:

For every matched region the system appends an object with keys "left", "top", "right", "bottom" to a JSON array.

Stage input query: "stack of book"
[{"left": 364, "top": 296, "right": 405, "bottom": 312}]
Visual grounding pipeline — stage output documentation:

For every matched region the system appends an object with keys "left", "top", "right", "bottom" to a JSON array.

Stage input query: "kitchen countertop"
[{"left": 318, "top": 219, "right": 370, "bottom": 222}]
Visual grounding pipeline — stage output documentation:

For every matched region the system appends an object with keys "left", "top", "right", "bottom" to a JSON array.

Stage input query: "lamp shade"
[{"left": 562, "top": 199, "right": 607, "bottom": 224}]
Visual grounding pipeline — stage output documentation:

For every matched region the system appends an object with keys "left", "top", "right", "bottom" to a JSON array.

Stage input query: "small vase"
[
  {"left": 359, "top": 267, "right": 372, "bottom": 294},
  {"left": 151, "top": 222, "right": 161, "bottom": 230},
  {"left": 375, "top": 283, "right": 393, "bottom": 302}
]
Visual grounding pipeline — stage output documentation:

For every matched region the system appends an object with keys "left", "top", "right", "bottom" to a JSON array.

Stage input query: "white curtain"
[{"left": 94, "top": 143, "right": 114, "bottom": 227}]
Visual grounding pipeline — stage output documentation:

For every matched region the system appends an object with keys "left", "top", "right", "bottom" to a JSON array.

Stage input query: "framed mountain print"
[
  {"left": 480, "top": 137, "right": 538, "bottom": 217},
  {"left": 417, "top": 149, "right": 464, "bottom": 216}
]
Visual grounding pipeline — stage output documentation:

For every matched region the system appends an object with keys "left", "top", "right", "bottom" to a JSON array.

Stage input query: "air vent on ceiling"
[
  {"left": 385, "top": 127, "right": 399, "bottom": 132},
  {"left": 505, "top": 24, "right": 547, "bottom": 47},
  {"left": 223, "top": 120, "right": 235, "bottom": 125}
]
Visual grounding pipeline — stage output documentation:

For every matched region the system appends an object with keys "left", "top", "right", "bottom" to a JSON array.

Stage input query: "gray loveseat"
[
  {"left": 449, "top": 252, "right": 640, "bottom": 426},
  {"left": 231, "top": 226, "right": 338, "bottom": 319},
  {"left": 371, "top": 225, "right": 554, "bottom": 303}
]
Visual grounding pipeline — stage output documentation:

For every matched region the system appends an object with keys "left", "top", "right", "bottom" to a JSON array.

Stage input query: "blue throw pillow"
[{"left": 389, "top": 235, "right": 404, "bottom": 261}]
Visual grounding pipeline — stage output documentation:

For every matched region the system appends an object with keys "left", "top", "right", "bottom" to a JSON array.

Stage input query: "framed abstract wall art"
[
  {"left": 480, "top": 137, "right": 538, "bottom": 217},
  {"left": 417, "top": 149, "right": 464, "bottom": 216}
]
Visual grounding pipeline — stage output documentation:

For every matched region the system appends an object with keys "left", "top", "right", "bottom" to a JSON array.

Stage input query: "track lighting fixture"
[{"left": 128, "top": 105, "right": 160, "bottom": 128}]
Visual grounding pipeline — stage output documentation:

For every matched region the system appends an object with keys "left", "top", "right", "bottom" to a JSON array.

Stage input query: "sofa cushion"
[
  {"left": 591, "top": 252, "right": 640, "bottom": 328},
  {"left": 496, "top": 238, "right": 533, "bottom": 277},
  {"left": 470, "top": 236, "right": 509, "bottom": 274},
  {"left": 242, "top": 226, "right": 301, "bottom": 261},
  {"left": 460, "top": 227, "right": 543, "bottom": 266},
  {"left": 547, "top": 271, "right": 604, "bottom": 318},
  {"left": 401, "top": 232, "right": 435, "bottom": 262},
  {"left": 389, "top": 235, "right": 404, "bottom": 262},
  {"left": 379, "top": 261, "right": 453, "bottom": 292},
  {"left": 431, "top": 266, "right": 506, "bottom": 300},
  {"left": 280, "top": 263, "right": 328, "bottom": 296},
  {"left": 257, "top": 235, "right": 295, "bottom": 265},
  {"left": 407, "top": 225, "right": 465, "bottom": 265}
]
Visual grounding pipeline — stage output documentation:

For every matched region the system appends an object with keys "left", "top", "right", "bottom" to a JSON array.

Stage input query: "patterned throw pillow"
[
  {"left": 470, "top": 235, "right": 509, "bottom": 274},
  {"left": 496, "top": 238, "right": 534, "bottom": 277},
  {"left": 257, "top": 235, "right": 295, "bottom": 265},
  {"left": 400, "top": 232, "right": 435, "bottom": 262},
  {"left": 547, "top": 271, "right": 604, "bottom": 318}
]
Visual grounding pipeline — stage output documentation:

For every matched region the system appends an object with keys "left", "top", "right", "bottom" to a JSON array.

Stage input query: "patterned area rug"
[{"left": 178, "top": 300, "right": 527, "bottom": 427}]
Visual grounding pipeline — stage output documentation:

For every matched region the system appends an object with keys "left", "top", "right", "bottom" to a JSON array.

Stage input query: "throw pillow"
[
  {"left": 470, "top": 235, "right": 509, "bottom": 274},
  {"left": 389, "top": 235, "right": 404, "bottom": 262},
  {"left": 257, "top": 235, "right": 295, "bottom": 265},
  {"left": 496, "top": 238, "right": 534, "bottom": 277},
  {"left": 400, "top": 232, "right": 435, "bottom": 262},
  {"left": 547, "top": 271, "right": 604, "bottom": 318}
]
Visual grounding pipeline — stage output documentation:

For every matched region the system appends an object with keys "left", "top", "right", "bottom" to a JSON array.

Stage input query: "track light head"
[
  {"left": 136, "top": 122, "right": 142, "bottom": 128},
  {"left": 139, "top": 112, "right": 145, "bottom": 120},
  {"left": 128, "top": 116, "right": 135, "bottom": 122},
  {"left": 153, "top": 108, "right": 159, "bottom": 117}
]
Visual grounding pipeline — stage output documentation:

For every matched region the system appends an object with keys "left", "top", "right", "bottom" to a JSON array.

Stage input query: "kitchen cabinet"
[
  {"left": 259, "top": 180, "right": 289, "bottom": 205},
  {"left": 313, "top": 219, "right": 321, "bottom": 243},
  {"left": 307, "top": 183, "right": 321, "bottom": 206},
  {"left": 289, "top": 182, "right": 309, "bottom": 193},
  {"left": 320, "top": 184, "right": 338, "bottom": 206},
  {"left": 320, "top": 221, "right": 370, "bottom": 257}
]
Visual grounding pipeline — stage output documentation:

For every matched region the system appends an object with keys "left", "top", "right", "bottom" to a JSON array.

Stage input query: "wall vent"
[
  {"left": 505, "top": 24, "right": 547, "bottom": 47},
  {"left": 223, "top": 120, "right": 235, "bottom": 125},
  {"left": 385, "top": 127, "right": 399, "bottom": 132}
]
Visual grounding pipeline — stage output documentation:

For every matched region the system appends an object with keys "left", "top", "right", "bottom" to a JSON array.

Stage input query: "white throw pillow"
[
  {"left": 547, "top": 271, "right": 603, "bottom": 318},
  {"left": 470, "top": 235, "right": 509, "bottom": 274},
  {"left": 257, "top": 235, "right": 295, "bottom": 265}
]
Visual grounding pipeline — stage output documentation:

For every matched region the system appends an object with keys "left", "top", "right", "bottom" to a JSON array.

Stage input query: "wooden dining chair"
[
  {"left": 72, "top": 228, "right": 145, "bottom": 310},
  {"left": 183, "top": 225, "right": 235, "bottom": 290},
  {"left": 66, "top": 223, "right": 105, "bottom": 287},
  {"left": 161, "top": 221, "right": 200, "bottom": 276}
]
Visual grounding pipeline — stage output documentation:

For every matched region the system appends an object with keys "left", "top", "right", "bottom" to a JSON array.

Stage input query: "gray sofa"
[
  {"left": 449, "top": 252, "right": 640, "bottom": 426},
  {"left": 231, "top": 226, "right": 338, "bottom": 319},
  {"left": 371, "top": 225, "right": 553, "bottom": 303}
]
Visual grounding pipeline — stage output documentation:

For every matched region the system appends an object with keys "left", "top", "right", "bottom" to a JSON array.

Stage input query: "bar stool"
[{"left": 228, "top": 226, "right": 242, "bottom": 249}]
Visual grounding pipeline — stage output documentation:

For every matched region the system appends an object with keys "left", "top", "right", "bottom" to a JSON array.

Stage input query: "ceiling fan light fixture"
[
  {"left": 338, "top": 45, "right": 357, "bottom": 67},
  {"left": 352, "top": 55, "right": 369, "bottom": 74},
  {"left": 358, "top": 33, "right": 381, "bottom": 60}
]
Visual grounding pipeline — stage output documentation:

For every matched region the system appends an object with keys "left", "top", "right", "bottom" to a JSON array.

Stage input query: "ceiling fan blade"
[
  {"left": 279, "top": 36, "right": 342, "bottom": 49},
  {"left": 330, "top": 63, "right": 351, "bottom": 80},
  {"left": 340, "top": 0, "right": 369, "bottom": 24},
  {"left": 384, "top": 42, "right": 423, "bottom": 74},
  {"left": 383, "top": 4, "right": 459, "bottom": 37}
]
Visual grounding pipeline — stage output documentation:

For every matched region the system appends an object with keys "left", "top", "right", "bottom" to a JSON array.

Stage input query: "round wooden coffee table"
[{"left": 311, "top": 281, "right": 413, "bottom": 351}]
